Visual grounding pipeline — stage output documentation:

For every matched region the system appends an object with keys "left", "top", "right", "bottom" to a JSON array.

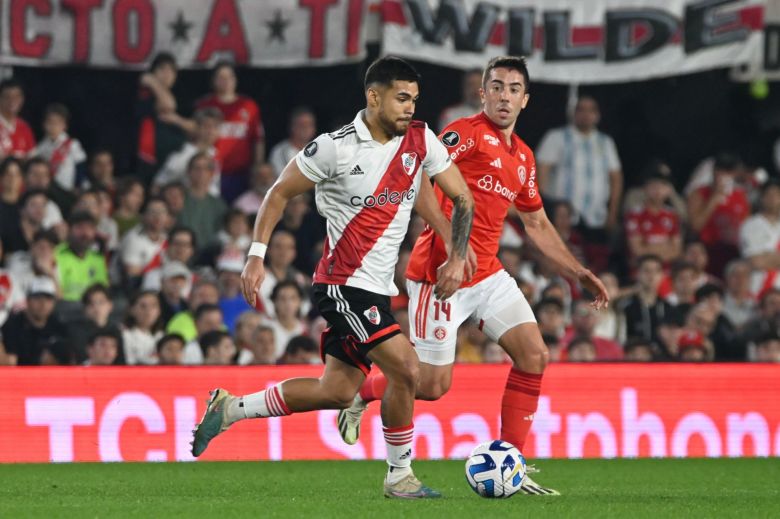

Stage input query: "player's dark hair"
[
  {"left": 0, "top": 78, "right": 23, "bottom": 94},
  {"left": 194, "top": 303, "right": 222, "bottom": 322},
  {"left": 482, "top": 56, "right": 530, "bottom": 93},
  {"left": 271, "top": 279, "right": 304, "bottom": 302},
  {"left": 150, "top": 52, "right": 176, "bottom": 72},
  {"left": 364, "top": 56, "right": 421, "bottom": 90},
  {"left": 156, "top": 333, "right": 185, "bottom": 354},
  {"left": 81, "top": 283, "right": 110, "bottom": 307},
  {"left": 199, "top": 330, "right": 231, "bottom": 357},
  {"left": 44, "top": 103, "right": 70, "bottom": 122}
]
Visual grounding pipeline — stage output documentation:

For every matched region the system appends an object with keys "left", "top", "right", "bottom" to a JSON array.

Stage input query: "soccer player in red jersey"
[
  {"left": 196, "top": 62, "right": 264, "bottom": 202},
  {"left": 339, "top": 57, "right": 609, "bottom": 495}
]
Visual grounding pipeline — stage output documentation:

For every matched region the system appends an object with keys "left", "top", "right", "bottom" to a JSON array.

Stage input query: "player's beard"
[{"left": 378, "top": 109, "right": 409, "bottom": 136}]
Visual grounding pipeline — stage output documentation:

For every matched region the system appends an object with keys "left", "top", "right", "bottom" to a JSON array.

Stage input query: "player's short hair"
[
  {"left": 199, "top": 330, "right": 231, "bottom": 356},
  {"left": 0, "top": 78, "right": 23, "bottom": 94},
  {"left": 193, "top": 107, "right": 223, "bottom": 125},
  {"left": 150, "top": 52, "right": 176, "bottom": 72},
  {"left": 156, "top": 333, "right": 185, "bottom": 354},
  {"left": 364, "top": 56, "right": 421, "bottom": 90},
  {"left": 482, "top": 56, "right": 530, "bottom": 93},
  {"left": 44, "top": 103, "right": 70, "bottom": 122}
]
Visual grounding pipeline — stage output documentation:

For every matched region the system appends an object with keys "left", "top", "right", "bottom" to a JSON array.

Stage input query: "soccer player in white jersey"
[{"left": 191, "top": 57, "right": 475, "bottom": 499}]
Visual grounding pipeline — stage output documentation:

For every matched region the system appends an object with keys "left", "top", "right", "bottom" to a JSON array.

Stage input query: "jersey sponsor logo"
[
  {"left": 350, "top": 187, "right": 416, "bottom": 208},
  {"left": 449, "top": 138, "right": 475, "bottom": 160},
  {"left": 304, "top": 141, "right": 318, "bottom": 157},
  {"left": 490, "top": 158, "right": 502, "bottom": 169},
  {"left": 401, "top": 152, "right": 418, "bottom": 175},
  {"left": 441, "top": 131, "right": 460, "bottom": 147},
  {"left": 349, "top": 164, "right": 364, "bottom": 175},
  {"left": 518, "top": 165, "right": 526, "bottom": 185},
  {"left": 363, "top": 305, "right": 381, "bottom": 325},
  {"left": 219, "top": 122, "right": 248, "bottom": 139},
  {"left": 434, "top": 326, "right": 447, "bottom": 341},
  {"left": 483, "top": 134, "right": 500, "bottom": 146},
  {"left": 476, "top": 174, "right": 517, "bottom": 202}
]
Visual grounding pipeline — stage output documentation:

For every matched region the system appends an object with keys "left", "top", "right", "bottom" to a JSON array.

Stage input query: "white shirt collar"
[{"left": 353, "top": 110, "right": 374, "bottom": 142}]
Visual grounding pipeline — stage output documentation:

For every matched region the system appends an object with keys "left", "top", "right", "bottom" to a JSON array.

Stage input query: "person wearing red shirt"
[
  {"left": 625, "top": 171, "right": 682, "bottom": 267},
  {"left": 196, "top": 62, "right": 265, "bottom": 203},
  {"left": 339, "top": 56, "right": 609, "bottom": 496},
  {"left": 688, "top": 153, "right": 750, "bottom": 276},
  {"left": 0, "top": 79, "right": 35, "bottom": 159}
]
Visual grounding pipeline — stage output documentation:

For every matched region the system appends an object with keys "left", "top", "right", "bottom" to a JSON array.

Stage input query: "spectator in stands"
[
  {"left": 233, "top": 162, "right": 275, "bottom": 216},
  {"left": 246, "top": 324, "right": 277, "bottom": 365},
  {"left": 542, "top": 333, "right": 563, "bottom": 362},
  {"left": 142, "top": 226, "right": 196, "bottom": 292},
  {"left": 1, "top": 189, "right": 54, "bottom": 255},
  {"left": 73, "top": 189, "right": 119, "bottom": 252},
  {"left": 24, "top": 157, "right": 75, "bottom": 222},
  {"left": 217, "top": 209, "right": 252, "bottom": 253},
  {"left": 122, "top": 290, "right": 164, "bottom": 365},
  {"left": 183, "top": 303, "right": 225, "bottom": 364},
  {"left": 83, "top": 148, "right": 116, "bottom": 192},
  {"left": 0, "top": 238, "right": 25, "bottom": 327},
  {"left": 665, "top": 260, "right": 699, "bottom": 307},
  {"left": 567, "top": 336, "right": 597, "bottom": 362},
  {"left": 620, "top": 255, "right": 672, "bottom": 346},
  {"left": 269, "top": 107, "right": 317, "bottom": 177},
  {"left": 177, "top": 152, "right": 227, "bottom": 250},
  {"left": 562, "top": 299, "right": 623, "bottom": 360},
  {"left": 200, "top": 330, "right": 236, "bottom": 366},
  {"left": 722, "top": 259, "right": 755, "bottom": 329},
  {"left": 0, "top": 277, "right": 67, "bottom": 365},
  {"left": 623, "top": 159, "right": 687, "bottom": 220},
  {"left": 257, "top": 230, "right": 308, "bottom": 318},
  {"left": 593, "top": 272, "right": 626, "bottom": 343},
  {"left": 688, "top": 153, "right": 750, "bottom": 276},
  {"left": 157, "top": 261, "right": 190, "bottom": 324},
  {"left": 275, "top": 193, "right": 325, "bottom": 274},
  {"left": 135, "top": 52, "right": 187, "bottom": 185},
  {"left": 113, "top": 177, "right": 145, "bottom": 237},
  {"left": 625, "top": 170, "right": 682, "bottom": 266},
  {"left": 277, "top": 335, "right": 320, "bottom": 365},
  {"left": 438, "top": 69, "right": 483, "bottom": 131},
  {"left": 0, "top": 78, "right": 35, "bottom": 158},
  {"left": 0, "top": 157, "right": 24, "bottom": 233},
  {"left": 215, "top": 251, "right": 250, "bottom": 332},
  {"left": 537, "top": 96, "right": 623, "bottom": 272},
  {"left": 119, "top": 197, "right": 170, "bottom": 286},
  {"left": 755, "top": 332, "right": 780, "bottom": 362},
  {"left": 160, "top": 181, "right": 186, "bottom": 221},
  {"left": 195, "top": 61, "right": 265, "bottom": 202},
  {"left": 739, "top": 288, "right": 780, "bottom": 360},
  {"left": 166, "top": 279, "right": 220, "bottom": 341},
  {"left": 623, "top": 338, "right": 655, "bottom": 361},
  {"left": 694, "top": 283, "right": 742, "bottom": 360},
  {"left": 67, "top": 284, "right": 120, "bottom": 363},
  {"left": 265, "top": 280, "right": 306, "bottom": 360},
  {"left": 234, "top": 310, "right": 262, "bottom": 365},
  {"left": 84, "top": 328, "right": 122, "bottom": 366},
  {"left": 156, "top": 333, "right": 185, "bottom": 366},
  {"left": 687, "top": 153, "right": 767, "bottom": 203},
  {"left": 55, "top": 211, "right": 108, "bottom": 302},
  {"left": 549, "top": 200, "right": 585, "bottom": 265},
  {"left": 32, "top": 103, "right": 86, "bottom": 191},
  {"left": 534, "top": 297, "right": 566, "bottom": 341},
  {"left": 676, "top": 329, "right": 711, "bottom": 362},
  {"left": 5, "top": 229, "right": 58, "bottom": 295},
  {"left": 154, "top": 107, "right": 223, "bottom": 195},
  {"left": 739, "top": 180, "right": 780, "bottom": 291}
]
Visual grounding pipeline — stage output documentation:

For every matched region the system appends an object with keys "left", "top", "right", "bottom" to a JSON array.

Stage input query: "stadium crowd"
[{"left": 1, "top": 56, "right": 779, "bottom": 366}]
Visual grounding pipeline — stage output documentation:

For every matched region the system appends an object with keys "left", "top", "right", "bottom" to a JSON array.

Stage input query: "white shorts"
[{"left": 407, "top": 269, "right": 536, "bottom": 366}]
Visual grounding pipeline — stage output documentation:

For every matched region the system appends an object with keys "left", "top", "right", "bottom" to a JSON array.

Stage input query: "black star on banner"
[
  {"left": 168, "top": 11, "right": 193, "bottom": 44},
  {"left": 266, "top": 10, "right": 290, "bottom": 43}
]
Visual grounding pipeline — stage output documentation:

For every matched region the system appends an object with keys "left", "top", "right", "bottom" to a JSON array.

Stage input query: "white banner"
[
  {"left": 0, "top": 0, "right": 367, "bottom": 68},
  {"left": 381, "top": 0, "right": 766, "bottom": 83}
]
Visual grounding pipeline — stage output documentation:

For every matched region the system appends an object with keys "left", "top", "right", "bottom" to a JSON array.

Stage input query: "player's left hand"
[
  {"left": 577, "top": 268, "right": 609, "bottom": 310},
  {"left": 435, "top": 257, "right": 465, "bottom": 300}
]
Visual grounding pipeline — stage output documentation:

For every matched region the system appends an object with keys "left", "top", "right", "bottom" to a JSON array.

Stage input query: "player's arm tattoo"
[{"left": 450, "top": 194, "right": 473, "bottom": 259}]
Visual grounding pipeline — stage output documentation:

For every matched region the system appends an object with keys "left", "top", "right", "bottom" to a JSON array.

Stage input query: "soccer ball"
[{"left": 465, "top": 440, "right": 526, "bottom": 498}]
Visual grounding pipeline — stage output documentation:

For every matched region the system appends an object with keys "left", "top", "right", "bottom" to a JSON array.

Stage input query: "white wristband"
[{"left": 248, "top": 242, "right": 268, "bottom": 259}]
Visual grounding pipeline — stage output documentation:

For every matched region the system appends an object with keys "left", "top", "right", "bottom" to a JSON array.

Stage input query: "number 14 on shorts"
[{"left": 433, "top": 301, "right": 451, "bottom": 321}]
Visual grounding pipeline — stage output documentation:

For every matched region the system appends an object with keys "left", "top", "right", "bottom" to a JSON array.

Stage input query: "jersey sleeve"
[
  {"left": 514, "top": 151, "right": 544, "bottom": 213},
  {"left": 422, "top": 126, "right": 452, "bottom": 177},
  {"left": 438, "top": 119, "right": 477, "bottom": 163},
  {"left": 295, "top": 133, "right": 337, "bottom": 184}
]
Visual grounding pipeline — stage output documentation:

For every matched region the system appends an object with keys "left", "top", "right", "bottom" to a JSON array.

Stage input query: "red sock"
[
  {"left": 500, "top": 368, "right": 542, "bottom": 451},
  {"left": 359, "top": 372, "right": 388, "bottom": 403}
]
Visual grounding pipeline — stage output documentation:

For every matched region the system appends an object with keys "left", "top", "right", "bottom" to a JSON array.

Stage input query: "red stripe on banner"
[
  {"left": 571, "top": 27, "right": 603, "bottom": 46},
  {"left": 381, "top": 0, "right": 405, "bottom": 23},
  {"left": 489, "top": 22, "right": 505, "bottom": 46},
  {"left": 739, "top": 5, "right": 764, "bottom": 31}
]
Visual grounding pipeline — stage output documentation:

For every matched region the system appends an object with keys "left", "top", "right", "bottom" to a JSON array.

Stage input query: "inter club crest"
[
  {"left": 434, "top": 326, "right": 447, "bottom": 341},
  {"left": 363, "top": 305, "right": 381, "bottom": 325},
  {"left": 401, "top": 152, "right": 417, "bottom": 175}
]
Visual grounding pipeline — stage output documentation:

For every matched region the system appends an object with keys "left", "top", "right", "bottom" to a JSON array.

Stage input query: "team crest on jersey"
[
  {"left": 441, "top": 131, "right": 460, "bottom": 147},
  {"left": 434, "top": 326, "right": 447, "bottom": 341},
  {"left": 363, "top": 306, "right": 381, "bottom": 325},
  {"left": 304, "top": 141, "right": 318, "bottom": 157},
  {"left": 401, "top": 152, "right": 417, "bottom": 175},
  {"left": 518, "top": 165, "right": 526, "bottom": 185}
]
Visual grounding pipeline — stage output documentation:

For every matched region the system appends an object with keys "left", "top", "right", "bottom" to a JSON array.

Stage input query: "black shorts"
[{"left": 312, "top": 283, "right": 402, "bottom": 375}]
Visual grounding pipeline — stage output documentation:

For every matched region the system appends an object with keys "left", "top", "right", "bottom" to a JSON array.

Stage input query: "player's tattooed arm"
[{"left": 450, "top": 193, "right": 473, "bottom": 260}]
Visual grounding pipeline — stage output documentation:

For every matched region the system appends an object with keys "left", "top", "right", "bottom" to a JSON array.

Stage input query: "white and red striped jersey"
[{"left": 296, "top": 110, "right": 451, "bottom": 296}]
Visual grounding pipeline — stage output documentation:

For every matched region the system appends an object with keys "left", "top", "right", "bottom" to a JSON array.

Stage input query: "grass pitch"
[{"left": 1, "top": 458, "right": 778, "bottom": 518}]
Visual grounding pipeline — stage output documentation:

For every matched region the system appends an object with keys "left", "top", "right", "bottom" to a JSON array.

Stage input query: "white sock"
[
  {"left": 384, "top": 423, "right": 414, "bottom": 484},
  {"left": 231, "top": 383, "right": 291, "bottom": 422}
]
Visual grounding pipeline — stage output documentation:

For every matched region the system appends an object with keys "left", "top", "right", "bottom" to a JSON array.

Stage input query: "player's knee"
[
  {"left": 388, "top": 354, "right": 419, "bottom": 391},
  {"left": 522, "top": 343, "right": 548, "bottom": 372},
  {"left": 417, "top": 378, "right": 450, "bottom": 401}
]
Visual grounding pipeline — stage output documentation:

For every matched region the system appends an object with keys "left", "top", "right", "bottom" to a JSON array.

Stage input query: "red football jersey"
[
  {"left": 695, "top": 186, "right": 750, "bottom": 246},
  {"left": 406, "top": 112, "right": 543, "bottom": 287},
  {"left": 625, "top": 206, "right": 680, "bottom": 253},
  {"left": 195, "top": 95, "right": 264, "bottom": 174},
  {"left": 0, "top": 117, "right": 35, "bottom": 158}
]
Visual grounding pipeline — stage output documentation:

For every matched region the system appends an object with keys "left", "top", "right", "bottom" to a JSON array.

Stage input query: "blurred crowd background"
[{"left": 2, "top": 50, "right": 780, "bottom": 367}]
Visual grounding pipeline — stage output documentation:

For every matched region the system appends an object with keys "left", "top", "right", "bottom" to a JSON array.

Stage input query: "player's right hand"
[
  {"left": 241, "top": 256, "right": 266, "bottom": 308},
  {"left": 435, "top": 257, "right": 465, "bottom": 300}
]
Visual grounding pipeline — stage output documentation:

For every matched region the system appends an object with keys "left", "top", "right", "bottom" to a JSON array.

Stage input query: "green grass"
[{"left": 1, "top": 458, "right": 778, "bottom": 518}]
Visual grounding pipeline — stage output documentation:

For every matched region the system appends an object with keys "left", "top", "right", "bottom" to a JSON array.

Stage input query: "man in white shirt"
[
  {"left": 268, "top": 107, "right": 316, "bottom": 177},
  {"left": 119, "top": 198, "right": 170, "bottom": 284},
  {"left": 739, "top": 180, "right": 780, "bottom": 295}
]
